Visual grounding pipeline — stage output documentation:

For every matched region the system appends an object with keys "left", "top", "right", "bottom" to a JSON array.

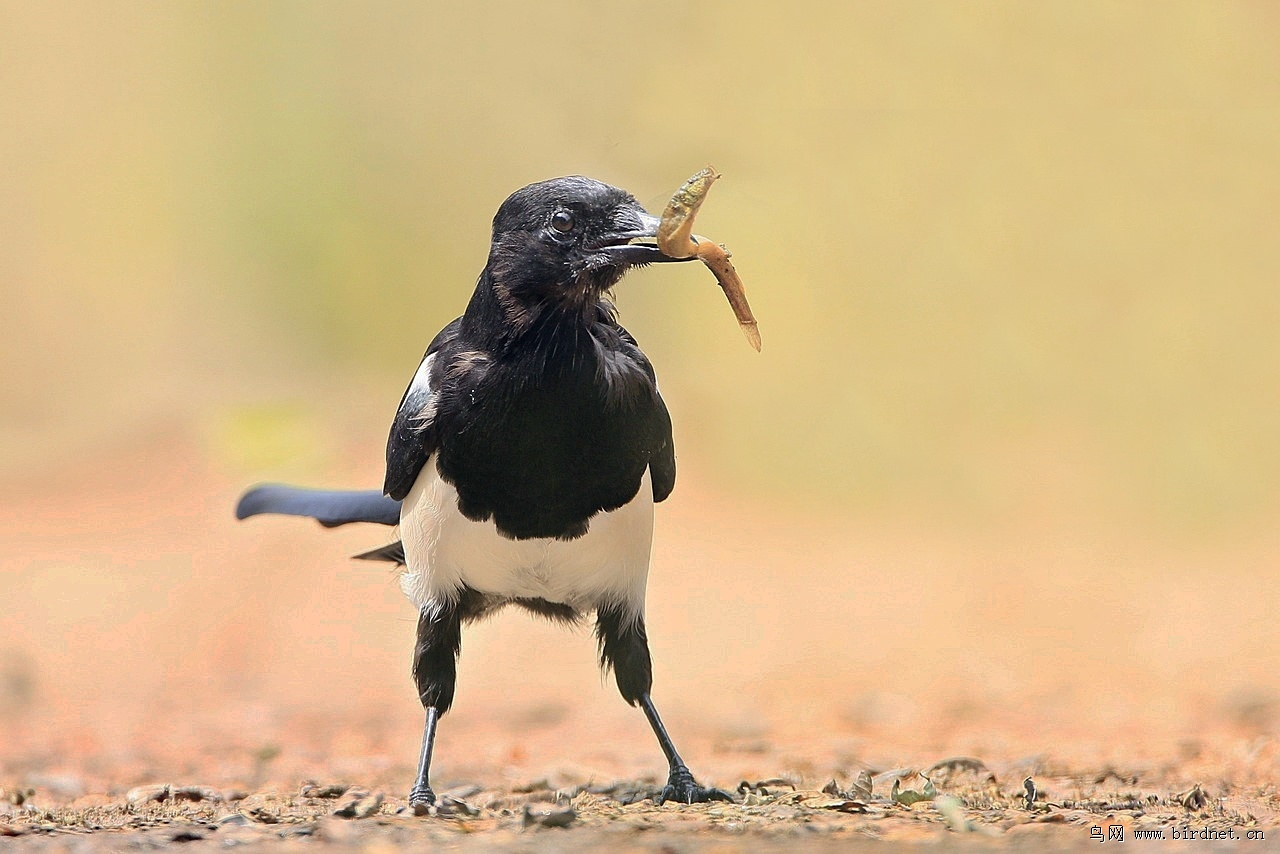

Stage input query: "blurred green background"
[{"left": 4, "top": 0, "right": 1278, "bottom": 537}]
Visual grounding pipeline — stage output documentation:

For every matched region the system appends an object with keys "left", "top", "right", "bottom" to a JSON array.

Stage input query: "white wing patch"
[
  {"left": 399, "top": 454, "right": 654, "bottom": 618},
  {"left": 404, "top": 353, "right": 438, "bottom": 427}
]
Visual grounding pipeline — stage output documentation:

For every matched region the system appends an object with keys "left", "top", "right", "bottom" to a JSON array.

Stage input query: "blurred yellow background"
[
  {"left": 2, "top": 1, "right": 1280, "bottom": 535},
  {"left": 5, "top": 1, "right": 1279, "bottom": 533},
  {"left": 3, "top": 0, "right": 1280, "bottom": 794}
]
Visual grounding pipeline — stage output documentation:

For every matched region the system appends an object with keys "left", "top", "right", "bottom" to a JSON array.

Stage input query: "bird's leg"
[
  {"left": 595, "top": 606, "right": 733, "bottom": 805},
  {"left": 409, "top": 706, "right": 440, "bottom": 809},
  {"left": 409, "top": 601, "right": 462, "bottom": 812},
  {"left": 637, "top": 693, "right": 734, "bottom": 805}
]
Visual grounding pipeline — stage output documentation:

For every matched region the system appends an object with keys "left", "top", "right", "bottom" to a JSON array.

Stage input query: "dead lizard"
[{"left": 656, "top": 167, "right": 761, "bottom": 352}]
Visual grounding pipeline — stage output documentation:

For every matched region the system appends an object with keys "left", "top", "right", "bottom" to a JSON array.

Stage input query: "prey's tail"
[{"left": 236, "top": 484, "right": 406, "bottom": 564}]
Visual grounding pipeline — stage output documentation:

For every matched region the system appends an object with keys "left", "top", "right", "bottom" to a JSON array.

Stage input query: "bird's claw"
[
  {"left": 656, "top": 765, "right": 736, "bottom": 805},
  {"left": 409, "top": 784, "right": 436, "bottom": 816}
]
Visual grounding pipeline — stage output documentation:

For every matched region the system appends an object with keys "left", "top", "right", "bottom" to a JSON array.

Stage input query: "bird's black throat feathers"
[{"left": 383, "top": 177, "right": 677, "bottom": 541}]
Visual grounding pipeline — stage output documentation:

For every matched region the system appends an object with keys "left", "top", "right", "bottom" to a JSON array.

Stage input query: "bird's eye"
[{"left": 551, "top": 210, "right": 575, "bottom": 233}]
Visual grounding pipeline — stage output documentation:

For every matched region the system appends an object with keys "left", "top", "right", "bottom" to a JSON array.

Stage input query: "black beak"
[{"left": 593, "top": 209, "right": 695, "bottom": 266}]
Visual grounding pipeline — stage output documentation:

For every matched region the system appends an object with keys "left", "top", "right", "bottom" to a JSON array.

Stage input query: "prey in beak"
[
  {"left": 636, "top": 167, "right": 762, "bottom": 351},
  {"left": 589, "top": 209, "right": 699, "bottom": 268}
]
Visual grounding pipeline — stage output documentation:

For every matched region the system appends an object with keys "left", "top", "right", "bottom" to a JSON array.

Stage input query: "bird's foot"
[
  {"left": 656, "top": 764, "right": 735, "bottom": 805},
  {"left": 409, "top": 784, "right": 436, "bottom": 816}
]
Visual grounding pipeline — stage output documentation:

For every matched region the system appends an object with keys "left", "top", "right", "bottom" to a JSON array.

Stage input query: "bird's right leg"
[
  {"left": 409, "top": 600, "right": 462, "bottom": 812},
  {"left": 596, "top": 605, "right": 732, "bottom": 805}
]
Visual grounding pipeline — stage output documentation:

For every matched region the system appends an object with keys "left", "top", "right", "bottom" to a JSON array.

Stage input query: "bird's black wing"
[
  {"left": 648, "top": 399, "right": 676, "bottom": 503},
  {"left": 384, "top": 318, "right": 461, "bottom": 501},
  {"left": 614, "top": 323, "right": 676, "bottom": 503}
]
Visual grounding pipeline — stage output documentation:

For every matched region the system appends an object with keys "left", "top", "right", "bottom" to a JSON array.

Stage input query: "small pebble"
[
  {"left": 171, "top": 785, "right": 223, "bottom": 802},
  {"left": 333, "top": 791, "right": 383, "bottom": 819},
  {"left": 301, "top": 782, "right": 349, "bottom": 799},
  {"left": 278, "top": 824, "right": 315, "bottom": 838},
  {"left": 443, "top": 784, "right": 482, "bottom": 800},
  {"left": 126, "top": 784, "right": 171, "bottom": 805},
  {"left": 437, "top": 795, "right": 479, "bottom": 817},
  {"left": 522, "top": 804, "right": 576, "bottom": 829}
]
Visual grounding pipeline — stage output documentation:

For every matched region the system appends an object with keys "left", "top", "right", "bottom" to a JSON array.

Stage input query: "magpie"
[{"left": 236, "top": 176, "right": 735, "bottom": 808}]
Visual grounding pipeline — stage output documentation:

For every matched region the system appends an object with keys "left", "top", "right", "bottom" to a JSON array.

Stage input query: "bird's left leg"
[
  {"left": 595, "top": 605, "right": 734, "bottom": 805},
  {"left": 409, "top": 600, "right": 462, "bottom": 812}
]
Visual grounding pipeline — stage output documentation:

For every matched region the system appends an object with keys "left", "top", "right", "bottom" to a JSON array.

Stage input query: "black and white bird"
[{"left": 236, "top": 176, "right": 735, "bottom": 808}]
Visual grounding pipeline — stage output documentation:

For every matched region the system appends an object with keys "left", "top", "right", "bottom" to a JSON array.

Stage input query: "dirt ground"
[{"left": 3, "top": 427, "right": 1280, "bottom": 851}]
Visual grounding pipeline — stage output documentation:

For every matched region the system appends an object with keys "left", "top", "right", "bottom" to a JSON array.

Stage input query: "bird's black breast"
[{"left": 433, "top": 319, "right": 672, "bottom": 541}]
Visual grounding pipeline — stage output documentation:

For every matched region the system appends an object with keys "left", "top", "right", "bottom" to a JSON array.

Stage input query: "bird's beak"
[{"left": 593, "top": 209, "right": 695, "bottom": 266}]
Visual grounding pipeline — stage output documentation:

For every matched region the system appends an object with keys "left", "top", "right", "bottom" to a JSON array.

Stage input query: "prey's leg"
[
  {"left": 409, "top": 601, "right": 462, "bottom": 811},
  {"left": 596, "top": 606, "right": 733, "bottom": 805}
]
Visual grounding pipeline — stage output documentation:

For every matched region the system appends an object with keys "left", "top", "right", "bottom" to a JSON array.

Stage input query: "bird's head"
[{"left": 484, "top": 176, "right": 690, "bottom": 316}]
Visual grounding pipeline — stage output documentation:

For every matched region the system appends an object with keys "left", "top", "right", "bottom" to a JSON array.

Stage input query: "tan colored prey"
[{"left": 656, "top": 167, "right": 761, "bottom": 352}]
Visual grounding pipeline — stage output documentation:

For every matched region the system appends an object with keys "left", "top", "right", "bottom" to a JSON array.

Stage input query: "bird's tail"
[
  {"left": 236, "top": 484, "right": 402, "bottom": 528},
  {"left": 351, "top": 541, "right": 406, "bottom": 564},
  {"left": 236, "top": 484, "right": 406, "bottom": 565}
]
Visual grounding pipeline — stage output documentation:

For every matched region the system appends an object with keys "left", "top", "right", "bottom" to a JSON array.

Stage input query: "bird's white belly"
[{"left": 399, "top": 454, "right": 653, "bottom": 614}]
